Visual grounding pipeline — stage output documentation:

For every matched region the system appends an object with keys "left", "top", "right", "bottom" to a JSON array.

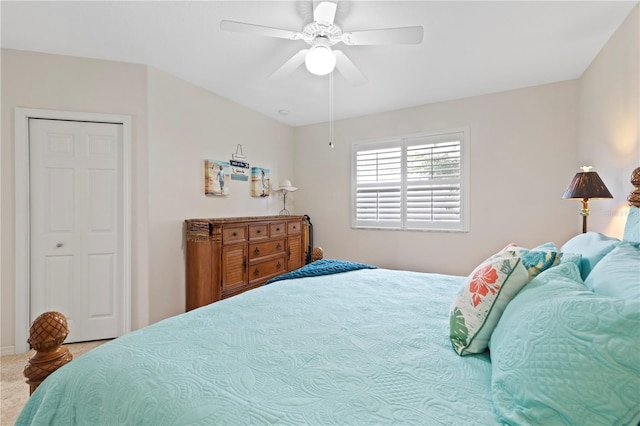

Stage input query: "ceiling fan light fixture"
[
  {"left": 222, "top": 3, "right": 424, "bottom": 84},
  {"left": 305, "top": 38, "right": 336, "bottom": 75}
]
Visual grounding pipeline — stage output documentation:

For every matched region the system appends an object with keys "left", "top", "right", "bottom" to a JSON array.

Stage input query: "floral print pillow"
[
  {"left": 502, "top": 243, "right": 562, "bottom": 279},
  {"left": 449, "top": 246, "right": 558, "bottom": 356}
]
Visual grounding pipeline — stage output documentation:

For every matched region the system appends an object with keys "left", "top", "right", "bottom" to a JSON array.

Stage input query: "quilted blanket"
[
  {"left": 17, "top": 268, "right": 497, "bottom": 425},
  {"left": 265, "top": 258, "right": 377, "bottom": 284}
]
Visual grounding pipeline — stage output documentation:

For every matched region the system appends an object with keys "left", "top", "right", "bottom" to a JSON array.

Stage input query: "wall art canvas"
[
  {"left": 230, "top": 159, "right": 250, "bottom": 181},
  {"left": 251, "top": 167, "right": 270, "bottom": 197},
  {"left": 205, "top": 160, "right": 230, "bottom": 196},
  {"left": 230, "top": 144, "right": 250, "bottom": 181}
]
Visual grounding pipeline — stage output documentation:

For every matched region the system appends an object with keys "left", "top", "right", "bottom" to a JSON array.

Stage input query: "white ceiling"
[{"left": 1, "top": 1, "right": 637, "bottom": 126}]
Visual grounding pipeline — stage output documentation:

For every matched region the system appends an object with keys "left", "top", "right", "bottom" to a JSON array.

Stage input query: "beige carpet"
[{"left": 1, "top": 340, "right": 108, "bottom": 425}]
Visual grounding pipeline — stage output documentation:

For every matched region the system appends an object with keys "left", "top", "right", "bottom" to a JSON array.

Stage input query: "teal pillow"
[
  {"left": 585, "top": 242, "right": 640, "bottom": 300},
  {"left": 538, "top": 240, "right": 583, "bottom": 271},
  {"left": 559, "top": 252, "right": 583, "bottom": 275},
  {"left": 501, "top": 243, "right": 562, "bottom": 279},
  {"left": 532, "top": 242, "right": 557, "bottom": 251},
  {"left": 490, "top": 263, "right": 640, "bottom": 425},
  {"left": 624, "top": 206, "right": 640, "bottom": 243},
  {"left": 560, "top": 232, "right": 620, "bottom": 280}
]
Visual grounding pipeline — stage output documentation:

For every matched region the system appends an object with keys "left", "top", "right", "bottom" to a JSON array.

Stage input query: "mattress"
[{"left": 17, "top": 268, "right": 497, "bottom": 425}]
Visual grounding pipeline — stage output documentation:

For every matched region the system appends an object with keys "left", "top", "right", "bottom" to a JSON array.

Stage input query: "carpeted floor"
[{"left": 1, "top": 340, "right": 108, "bottom": 425}]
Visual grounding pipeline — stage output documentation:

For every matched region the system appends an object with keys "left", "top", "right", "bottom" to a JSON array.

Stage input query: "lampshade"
[
  {"left": 562, "top": 166, "right": 613, "bottom": 200},
  {"left": 305, "top": 38, "right": 336, "bottom": 76},
  {"left": 275, "top": 179, "right": 297, "bottom": 192}
]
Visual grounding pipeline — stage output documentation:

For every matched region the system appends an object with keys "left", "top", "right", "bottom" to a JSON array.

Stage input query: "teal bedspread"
[
  {"left": 265, "top": 259, "right": 377, "bottom": 284},
  {"left": 17, "top": 269, "right": 497, "bottom": 425}
]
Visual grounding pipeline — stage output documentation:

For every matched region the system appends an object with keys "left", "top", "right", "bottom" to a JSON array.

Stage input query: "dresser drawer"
[
  {"left": 249, "top": 239, "right": 285, "bottom": 260},
  {"left": 287, "top": 221, "right": 301, "bottom": 234},
  {"left": 223, "top": 226, "right": 247, "bottom": 243},
  {"left": 249, "top": 224, "right": 269, "bottom": 240},
  {"left": 248, "top": 255, "right": 286, "bottom": 284},
  {"left": 270, "top": 222, "right": 286, "bottom": 237}
]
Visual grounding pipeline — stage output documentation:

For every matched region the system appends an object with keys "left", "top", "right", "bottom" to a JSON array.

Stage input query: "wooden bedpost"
[
  {"left": 312, "top": 247, "right": 324, "bottom": 262},
  {"left": 628, "top": 167, "right": 640, "bottom": 208},
  {"left": 23, "top": 311, "right": 73, "bottom": 395}
]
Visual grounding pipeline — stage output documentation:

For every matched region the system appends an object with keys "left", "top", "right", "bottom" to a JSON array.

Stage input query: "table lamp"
[
  {"left": 275, "top": 179, "right": 297, "bottom": 216},
  {"left": 562, "top": 166, "right": 613, "bottom": 233}
]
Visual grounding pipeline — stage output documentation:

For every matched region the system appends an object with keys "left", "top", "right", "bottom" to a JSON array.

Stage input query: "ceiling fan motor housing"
[{"left": 302, "top": 22, "right": 343, "bottom": 45}]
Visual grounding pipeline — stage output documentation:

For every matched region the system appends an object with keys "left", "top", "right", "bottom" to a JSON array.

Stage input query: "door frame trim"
[{"left": 14, "top": 108, "right": 132, "bottom": 354}]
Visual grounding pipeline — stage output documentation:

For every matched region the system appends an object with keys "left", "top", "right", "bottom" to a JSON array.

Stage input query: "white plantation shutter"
[
  {"left": 352, "top": 130, "right": 468, "bottom": 231},
  {"left": 405, "top": 136, "right": 462, "bottom": 229},
  {"left": 355, "top": 143, "right": 402, "bottom": 228}
]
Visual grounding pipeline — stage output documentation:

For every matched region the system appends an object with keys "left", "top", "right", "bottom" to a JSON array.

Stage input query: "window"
[{"left": 352, "top": 130, "right": 469, "bottom": 232}]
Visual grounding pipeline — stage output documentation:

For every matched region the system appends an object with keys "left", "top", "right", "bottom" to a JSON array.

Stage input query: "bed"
[{"left": 17, "top": 168, "right": 640, "bottom": 426}]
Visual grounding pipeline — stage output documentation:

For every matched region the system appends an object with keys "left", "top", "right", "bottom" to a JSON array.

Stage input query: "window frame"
[{"left": 351, "top": 128, "right": 470, "bottom": 232}]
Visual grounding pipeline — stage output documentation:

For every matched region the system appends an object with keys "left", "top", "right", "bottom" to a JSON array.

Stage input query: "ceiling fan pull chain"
[{"left": 329, "top": 71, "right": 335, "bottom": 148}]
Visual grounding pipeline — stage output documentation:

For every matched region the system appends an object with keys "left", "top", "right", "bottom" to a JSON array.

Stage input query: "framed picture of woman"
[
  {"left": 251, "top": 167, "right": 270, "bottom": 197},
  {"left": 205, "top": 160, "right": 230, "bottom": 196}
]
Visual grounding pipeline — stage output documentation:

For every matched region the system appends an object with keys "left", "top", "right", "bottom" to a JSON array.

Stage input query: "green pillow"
[
  {"left": 560, "top": 232, "right": 620, "bottom": 279},
  {"left": 501, "top": 243, "right": 562, "bottom": 279},
  {"left": 490, "top": 263, "right": 640, "bottom": 425},
  {"left": 585, "top": 242, "right": 640, "bottom": 300},
  {"left": 559, "top": 252, "right": 583, "bottom": 275},
  {"left": 623, "top": 206, "right": 640, "bottom": 243},
  {"left": 536, "top": 239, "right": 582, "bottom": 272}
]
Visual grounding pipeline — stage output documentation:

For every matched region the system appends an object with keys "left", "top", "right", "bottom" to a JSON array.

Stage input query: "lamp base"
[
  {"left": 279, "top": 191, "right": 290, "bottom": 216},
  {"left": 580, "top": 199, "right": 590, "bottom": 233}
]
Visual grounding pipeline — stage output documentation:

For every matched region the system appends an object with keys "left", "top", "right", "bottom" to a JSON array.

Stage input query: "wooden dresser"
[{"left": 185, "top": 216, "right": 308, "bottom": 310}]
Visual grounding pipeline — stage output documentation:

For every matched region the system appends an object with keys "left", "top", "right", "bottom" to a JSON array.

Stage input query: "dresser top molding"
[
  {"left": 185, "top": 215, "right": 305, "bottom": 224},
  {"left": 185, "top": 216, "right": 306, "bottom": 240}
]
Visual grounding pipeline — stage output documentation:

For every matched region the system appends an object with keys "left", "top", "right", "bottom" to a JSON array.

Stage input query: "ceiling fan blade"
[
  {"left": 334, "top": 51, "right": 368, "bottom": 86},
  {"left": 269, "top": 49, "right": 309, "bottom": 80},
  {"left": 313, "top": 1, "right": 337, "bottom": 25},
  {"left": 342, "top": 26, "right": 424, "bottom": 45},
  {"left": 220, "top": 20, "right": 302, "bottom": 40}
]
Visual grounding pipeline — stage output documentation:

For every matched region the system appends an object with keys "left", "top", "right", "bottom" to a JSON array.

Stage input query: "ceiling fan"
[{"left": 220, "top": 1, "right": 424, "bottom": 86}]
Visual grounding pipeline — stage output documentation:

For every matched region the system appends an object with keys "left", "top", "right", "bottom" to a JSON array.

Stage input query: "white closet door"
[{"left": 29, "top": 118, "right": 124, "bottom": 343}]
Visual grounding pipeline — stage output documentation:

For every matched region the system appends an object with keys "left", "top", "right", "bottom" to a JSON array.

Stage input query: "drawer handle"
[
  {"left": 253, "top": 268, "right": 260, "bottom": 276},
  {"left": 276, "top": 227, "right": 280, "bottom": 232},
  {"left": 292, "top": 226, "right": 297, "bottom": 230},
  {"left": 276, "top": 243, "right": 282, "bottom": 250},
  {"left": 232, "top": 232, "right": 237, "bottom": 237},
  {"left": 276, "top": 261, "right": 282, "bottom": 269},
  {"left": 257, "top": 229, "right": 261, "bottom": 234},
  {"left": 254, "top": 247, "right": 260, "bottom": 255}
]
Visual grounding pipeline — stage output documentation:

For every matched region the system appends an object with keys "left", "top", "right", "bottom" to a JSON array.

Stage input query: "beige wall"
[
  {"left": 578, "top": 3, "right": 639, "bottom": 239},
  {"left": 294, "top": 81, "right": 580, "bottom": 276},
  {"left": 1, "top": 49, "right": 295, "bottom": 351},
  {"left": 294, "top": 3, "right": 639, "bottom": 276},
  {"left": 1, "top": 49, "right": 149, "bottom": 353},
  {"left": 146, "top": 67, "right": 295, "bottom": 323}
]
